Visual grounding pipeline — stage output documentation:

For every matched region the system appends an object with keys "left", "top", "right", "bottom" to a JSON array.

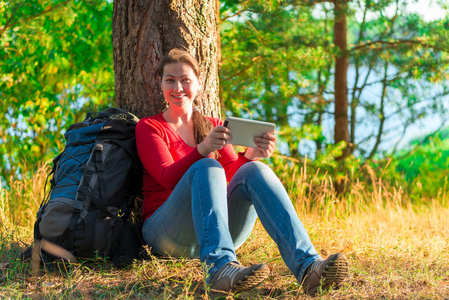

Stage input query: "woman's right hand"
[{"left": 197, "top": 125, "right": 231, "bottom": 157}]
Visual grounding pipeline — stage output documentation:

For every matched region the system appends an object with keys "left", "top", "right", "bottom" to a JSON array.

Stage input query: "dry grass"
[{"left": 1, "top": 161, "right": 449, "bottom": 299}]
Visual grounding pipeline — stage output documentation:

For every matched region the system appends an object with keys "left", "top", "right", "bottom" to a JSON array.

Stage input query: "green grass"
[{"left": 1, "top": 162, "right": 449, "bottom": 299}]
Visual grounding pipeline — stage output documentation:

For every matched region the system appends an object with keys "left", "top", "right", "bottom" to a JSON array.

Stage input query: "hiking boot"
[
  {"left": 209, "top": 261, "right": 270, "bottom": 298},
  {"left": 301, "top": 253, "right": 349, "bottom": 295}
]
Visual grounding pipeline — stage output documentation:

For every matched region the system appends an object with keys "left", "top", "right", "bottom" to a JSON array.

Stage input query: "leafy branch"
[
  {"left": 221, "top": 55, "right": 264, "bottom": 81},
  {"left": 0, "top": 0, "right": 71, "bottom": 37},
  {"left": 349, "top": 39, "right": 449, "bottom": 54}
]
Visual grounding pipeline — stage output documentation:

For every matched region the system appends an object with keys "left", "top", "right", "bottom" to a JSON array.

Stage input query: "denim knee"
[
  {"left": 242, "top": 160, "right": 267, "bottom": 170},
  {"left": 237, "top": 161, "right": 272, "bottom": 177},
  {"left": 192, "top": 157, "right": 223, "bottom": 170},
  {"left": 189, "top": 158, "right": 227, "bottom": 186}
]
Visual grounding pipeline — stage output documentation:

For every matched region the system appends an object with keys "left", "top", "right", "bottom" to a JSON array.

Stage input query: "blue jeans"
[{"left": 142, "top": 158, "right": 321, "bottom": 282}]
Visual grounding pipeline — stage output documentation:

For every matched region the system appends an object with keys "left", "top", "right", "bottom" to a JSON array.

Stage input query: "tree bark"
[
  {"left": 112, "top": 0, "right": 221, "bottom": 119},
  {"left": 333, "top": 0, "right": 349, "bottom": 155},
  {"left": 333, "top": 0, "right": 349, "bottom": 193}
]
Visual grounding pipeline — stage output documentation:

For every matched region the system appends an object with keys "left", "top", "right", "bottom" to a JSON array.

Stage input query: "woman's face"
[{"left": 161, "top": 62, "right": 201, "bottom": 111}]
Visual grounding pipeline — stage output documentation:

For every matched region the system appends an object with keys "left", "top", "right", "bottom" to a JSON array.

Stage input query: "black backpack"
[{"left": 24, "top": 107, "right": 145, "bottom": 269}]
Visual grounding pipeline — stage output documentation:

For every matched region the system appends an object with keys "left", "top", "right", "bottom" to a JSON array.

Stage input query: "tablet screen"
[{"left": 224, "top": 117, "right": 275, "bottom": 147}]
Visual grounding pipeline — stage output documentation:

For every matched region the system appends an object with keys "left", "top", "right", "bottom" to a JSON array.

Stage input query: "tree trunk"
[
  {"left": 333, "top": 0, "right": 349, "bottom": 193},
  {"left": 112, "top": 0, "right": 221, "bottom": 119},
  {"left": 333, "top": 0, "right": 349, "bottom": 154}
]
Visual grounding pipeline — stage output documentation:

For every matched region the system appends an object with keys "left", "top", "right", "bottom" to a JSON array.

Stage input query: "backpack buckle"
[{"left": 73, "top": 200, "right": 83, "bottom": 213}]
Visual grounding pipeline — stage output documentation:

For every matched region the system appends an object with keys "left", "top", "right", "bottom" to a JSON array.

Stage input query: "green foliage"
[
  {"left": 220, "top": 0, "right": 449, "bottom": 196},
  {"left": 1, "top": 0, "right": 448, "bottom": 198},
  {"left": 220, "top": 0, "right": 449, "bottom": 163},
  {"left": 0, "top": 0, "right": 114, "bottom": 184},
  {"left": 347, "top": 0, "right": 449, "bottom": 158},
  {"left": 220, "top": 1, "right": 330, "bottom": 127},
  {"left": 391, "top": 127, "right": 449, "bottom": 199}
]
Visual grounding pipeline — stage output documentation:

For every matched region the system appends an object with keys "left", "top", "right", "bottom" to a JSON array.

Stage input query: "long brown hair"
[{"left": 157, "top": 49, "right": 213, "bottom": 145}]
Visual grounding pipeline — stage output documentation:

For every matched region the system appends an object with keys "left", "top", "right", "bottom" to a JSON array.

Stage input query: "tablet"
[{"left": 223, "top": 117, "right": 276, "bottom": 147}]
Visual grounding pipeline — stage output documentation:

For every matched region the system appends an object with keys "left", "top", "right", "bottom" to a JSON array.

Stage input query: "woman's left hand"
[{"left": 244, "top": 133, "right": 277, "bottom": 160}]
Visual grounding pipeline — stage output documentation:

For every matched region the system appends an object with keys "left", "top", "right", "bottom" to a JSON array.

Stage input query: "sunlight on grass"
[
  {"left": 1, "top": 161, "right": 50, "bottom": 230},
  {"left": 1, "top": 160, "right": 449, "bottom": 299}
]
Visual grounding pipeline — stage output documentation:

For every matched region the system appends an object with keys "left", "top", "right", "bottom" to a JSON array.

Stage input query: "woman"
[{"left": 136, "top": 48, "right": 349, "bottom": 297}]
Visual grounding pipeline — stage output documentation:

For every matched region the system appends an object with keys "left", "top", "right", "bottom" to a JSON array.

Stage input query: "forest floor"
[{"left": 2, "top": 202, "right": 449, "bottom": 299}]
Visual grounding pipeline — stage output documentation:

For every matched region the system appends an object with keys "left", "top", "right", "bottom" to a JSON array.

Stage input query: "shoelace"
[
  {"left": 216, "top": 263, "right": 246, "bottom": 286},
  {"left": 307, "top": 259, "right": 324, "bottom": 275}
]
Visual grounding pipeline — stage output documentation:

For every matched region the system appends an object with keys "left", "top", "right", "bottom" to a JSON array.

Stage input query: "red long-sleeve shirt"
[{"left": 136, "top": 113, "right": 252, "bottom": 221}]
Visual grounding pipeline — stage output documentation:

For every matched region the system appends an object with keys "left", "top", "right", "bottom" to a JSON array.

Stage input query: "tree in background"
[
  {"left": 333, "top": 0, "right": 350, "bottom": 192},
  {"left": 112, "top": 0, "right": 220, "bottom": 119},
  {"left": 1, "top": 0, "right": 449, "bottom": 197},
  {"left": 219, "top": 0, "right": 449, "bottom": 188},
  {"left": 0, "top": 0, "right": 114, "bottom": 183},
  {"left": 349, "top": 0, "right": 449, "bottom": 159},
  {"left": 334, "top": 0, "right": 350, "bottom": 162}
]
